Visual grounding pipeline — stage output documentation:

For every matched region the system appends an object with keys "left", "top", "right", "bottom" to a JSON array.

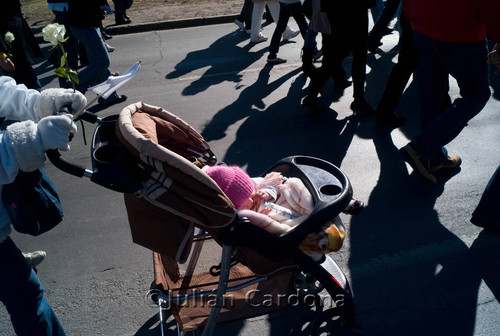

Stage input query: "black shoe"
[
  {"left": 302, "top": 95, "right": 320, "bottom": 113},
  {"left": 98, "top": 94, "right": 128, "bottom": 106},
  {"left": 351, "top": 99, "right": 375, "bottom": 115},
  {"left": 101, "top": 31, "right": 112, "bottom": 40},
  {"left": 115, "top": 17, "right": 132, "bottom": 25},
  {"left": 343, "top": 199, "right": 364, "bottom": 215},
  {"left": 376, "top": 113, "right": 406, "bottom": 129},
  {"left": 334, "top": 79, "right": 352, "bottom": 92},
  {"left": 380, "top": 27, "right": 393, "bottom": 37},
  {"left": 367, "top": 40, "right": 383, "bottom": 53}
]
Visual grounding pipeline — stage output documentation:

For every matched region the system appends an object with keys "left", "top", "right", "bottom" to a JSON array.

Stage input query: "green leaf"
[
  {"left": 54, "top": 67, "right": 67, "bottom": 78},
  {"left": 69, "top": 72, "right": 79, "bottom": 85},
  {"left": 60, "top": 56, "right": 66, "bottom": 67}
]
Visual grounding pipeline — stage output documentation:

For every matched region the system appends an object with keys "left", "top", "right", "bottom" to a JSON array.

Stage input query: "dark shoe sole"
[
  {"left": 302, "top": 96, "right": 320, "bottom": 113},
  {"left": 98, "top": 94, "right": 128, "bottom": 107}
]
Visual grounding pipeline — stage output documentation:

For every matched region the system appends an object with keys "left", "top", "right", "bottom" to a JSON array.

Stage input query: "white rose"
[
  {"left": 42, "top": 23, "right": 66, "bottom": 45},
  {"left": 4, "top": 32, "right": 15, "bottom": 44}
]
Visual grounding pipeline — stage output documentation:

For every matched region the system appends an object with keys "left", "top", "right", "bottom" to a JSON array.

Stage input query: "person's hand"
[
  {"left": 37, "top": 88, "right": 87, "bottom": 119},
  {"left": 252, "top": 189, "right": 272, "bottom": 205},
  {"left": 487, "top": 44, "right": 500, "bottom": 74},
  {"left": 37, "top": 114, "right": 77, "bottom": 151},
  {"left": 0, "top": 57, "right": 15, "bottom": 72}
]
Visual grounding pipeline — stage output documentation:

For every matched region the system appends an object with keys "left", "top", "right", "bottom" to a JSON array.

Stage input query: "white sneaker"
[
  {"left": 251, "top": 33, "right": 268, "bottom": 43},
  {"left": 234, "top": 19, "right": 245, "bottom": 31},
  {"left": 23, "top": 251, "right": 47, "bottom": 268},
  {"left": 106, "top": 43, "right": 115, "bottom": 52},
  {"left": 282, "top": 28, "right": 299, "bottom": 41}
]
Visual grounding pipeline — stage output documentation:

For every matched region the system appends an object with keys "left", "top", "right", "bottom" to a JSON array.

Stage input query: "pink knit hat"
[{"left": 206, "top": 165, "right": 254, "bottom": 209}]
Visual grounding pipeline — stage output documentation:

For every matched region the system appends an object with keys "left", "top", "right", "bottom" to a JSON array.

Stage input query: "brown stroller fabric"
[
  {"left": 154, "top": 253, "right": 296, "bottom": 332},
  {"left": 116, "top": 102, "right": 236, "bottom": 260},
  {"left": 117, "top": 102, "right": 299, "bottom": 331}
]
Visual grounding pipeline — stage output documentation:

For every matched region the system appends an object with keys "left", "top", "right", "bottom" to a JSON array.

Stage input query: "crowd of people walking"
[{"left": 234, "top": 0, "right": 500, "bottom": 189}]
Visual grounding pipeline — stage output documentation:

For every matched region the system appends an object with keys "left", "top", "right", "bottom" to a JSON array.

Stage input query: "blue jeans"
[
  {"left": 0, "top": 237, "right": 65, "bottom": 335},
  {"left": 70, "top": 26, "right": 119, "bottom": 101},
  {"left": 411, "top": 32, "right": 491, "bottom": 164},
  {"left": 304, "top": 22, "right": 318, "bottom": 51}
]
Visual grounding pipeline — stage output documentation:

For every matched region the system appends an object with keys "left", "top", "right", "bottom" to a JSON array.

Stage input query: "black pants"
[
  {"left": 376, "top": 12, "right": 418, "bottom": 115},
  {"left": 310, "top": 4, "right": 369, "bottom": 99}
]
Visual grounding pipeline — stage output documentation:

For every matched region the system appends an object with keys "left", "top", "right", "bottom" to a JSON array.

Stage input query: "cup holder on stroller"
[
  {"left": 319, "top": 184, "right": 342, "bottom": 197},
  {"left": 93, "top": 142, "right": 123, "bottom": 163},
  {"left": 90, "top": 115, "right": 143, "bottom": 193}
]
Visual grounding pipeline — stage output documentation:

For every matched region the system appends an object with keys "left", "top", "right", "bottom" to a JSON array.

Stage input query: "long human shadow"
[
  {"left": 200, "top": 65, "right": 300, "bottom": 142},
  {"left": 348, "top": 128, "right": 482, "bottom": 336},
  {"left": 216, "top": 68, "right": 360, "bottom": 176},
  {"left": 165, "top": 30, "right": 267, "bottom": 96}
]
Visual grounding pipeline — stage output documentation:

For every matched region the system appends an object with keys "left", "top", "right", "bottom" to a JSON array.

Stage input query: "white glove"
[
  {"left": 36, "top": 88, "right": 87, "bottom": 119},
  {"left": 37, "top": 115, "right": 78, "bottom": 151}
]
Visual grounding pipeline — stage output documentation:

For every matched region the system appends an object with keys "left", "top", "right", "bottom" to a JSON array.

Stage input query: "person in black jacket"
[
  {"left": 0, "top": 0, "right": 44, "bottom": 90},
  {"left": 68, "top": 0, "right": 127, "bottom": 105}
]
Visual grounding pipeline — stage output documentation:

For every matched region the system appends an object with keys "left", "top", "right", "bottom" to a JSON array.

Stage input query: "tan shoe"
[
  {"left": 429, "top": 155, "right": 462, "bottom": 173},
  {"left": 400, "top": 144, "right": 437, "bottom": 183}
]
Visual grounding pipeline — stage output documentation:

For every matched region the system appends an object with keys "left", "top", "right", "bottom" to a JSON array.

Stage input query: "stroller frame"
[
  {"left": 48, "top": 102, "right": 359, "bottom": 336},
  {"left": 154, "top": 241, "right": 355, "bottom": 336}
]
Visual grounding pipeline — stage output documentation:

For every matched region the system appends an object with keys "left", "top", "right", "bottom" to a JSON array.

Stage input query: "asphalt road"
[{"left": 1, "top": 19, "right": 499, "bottom": 336}]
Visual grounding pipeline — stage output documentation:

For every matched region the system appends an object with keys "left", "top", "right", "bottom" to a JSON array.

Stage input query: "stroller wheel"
[
  {"left": 294, "top": 271, "right": 324, "bottom": 296},
  {"left": 309, "top": 308, "right": 362, "bottom": 336}
]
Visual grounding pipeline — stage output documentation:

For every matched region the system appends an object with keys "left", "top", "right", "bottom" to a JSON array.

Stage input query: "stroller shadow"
[
  {"left": 347, "top": 128, "right": 500, "bottom": 335},
  {"left": 165, "top": 30, "right": 267, "bottom": 96}
]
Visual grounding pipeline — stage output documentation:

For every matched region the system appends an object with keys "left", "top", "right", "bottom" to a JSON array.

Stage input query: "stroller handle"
[
  {"left": 46, "top": 149, "right": 92, "bottom": 178},
  {"left": 46, "top": 111, "right": 99, "bottom": 178}
]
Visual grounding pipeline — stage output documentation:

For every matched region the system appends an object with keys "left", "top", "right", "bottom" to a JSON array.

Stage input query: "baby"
[{"left": 205, "top": 165, "right": 350, "bottom": 257}]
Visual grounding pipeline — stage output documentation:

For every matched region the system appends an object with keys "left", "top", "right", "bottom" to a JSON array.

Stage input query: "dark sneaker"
[
  {"left": 376, "top": 113, "right": 406, "bottom": 129},
  {"left": 302, "top": 95, "right": 320, "bottom": 113},
  {"left": 351, "top": 98, "right": 375, "bottom": 115},
  {"left": 334, "top": 79, "right": 352, "bottom": 92},
  {"left": 343, "top": 199, "right": 364, "bottom": 215},
  {"left": 400, "top": 144, "right": 437, "bottom": 183},
  {"left": 98, "top": 94, "right": 128, "bottom": 106},
  {"left": 429, "top": 155, "right": 462, "bottom": 173},
  {"left": 267, "top": 56, "right": 287, "bottom": 64}
]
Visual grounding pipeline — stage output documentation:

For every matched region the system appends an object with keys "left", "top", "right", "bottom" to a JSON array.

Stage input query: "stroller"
[{"left": 48, "top": 102, "right": 362, "bottom": 336}]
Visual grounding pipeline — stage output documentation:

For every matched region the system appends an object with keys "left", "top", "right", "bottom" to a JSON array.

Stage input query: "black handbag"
[{"left": 2, "top": 168, "right": 64, "bottom": 236}]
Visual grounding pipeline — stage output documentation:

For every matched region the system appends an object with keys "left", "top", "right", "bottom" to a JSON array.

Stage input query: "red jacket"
[{"left": 402, "top": 0, "right": 500, "bottom": 43}]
